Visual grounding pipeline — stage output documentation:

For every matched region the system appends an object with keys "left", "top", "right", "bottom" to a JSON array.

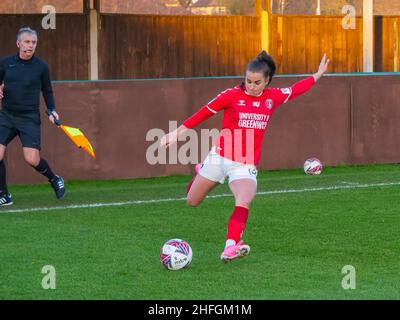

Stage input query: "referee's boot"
[
  {"left": 0, "top": 193, "right": 13, "bottom": 207},
  {"left": 49, "top": 175, "right": 66, "bottom": 199}
]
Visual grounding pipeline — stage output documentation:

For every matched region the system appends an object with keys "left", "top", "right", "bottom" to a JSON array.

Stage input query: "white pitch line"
[{"left": 1, "top": 181, "right": 400, "bottom": 214}]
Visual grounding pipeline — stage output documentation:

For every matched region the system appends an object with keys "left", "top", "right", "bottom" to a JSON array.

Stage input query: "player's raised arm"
[{"left": 276, "top": 54, "right": 330, "bottom": 105}]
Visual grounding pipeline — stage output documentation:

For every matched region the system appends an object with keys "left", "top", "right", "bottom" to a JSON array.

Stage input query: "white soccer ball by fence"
[{"left": 303, "top": 157, "right": 323, "bottom": 175}]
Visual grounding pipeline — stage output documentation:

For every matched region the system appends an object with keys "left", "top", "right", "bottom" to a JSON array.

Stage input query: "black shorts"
[{"left": 0, "top": 110, "right": 41, "bottom": 150}]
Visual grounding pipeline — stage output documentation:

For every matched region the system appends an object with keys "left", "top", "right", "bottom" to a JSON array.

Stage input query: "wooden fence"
[
  {"left": 268, "top": 15, "right": 364, "bottom": 74},
  {"left": 0, "top": 13, "right": 399, "bottom": 80},
  {"left": 98, "top": 14, "right": 260, "bottom": 79}
]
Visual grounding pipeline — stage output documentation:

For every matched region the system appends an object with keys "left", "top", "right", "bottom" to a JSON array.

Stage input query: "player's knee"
[
  {"left": 24, "top": 155, "right": 39, "bottom": 167},
  {"left": 235, "top": 199, "right": 252, "bottom": 209}
]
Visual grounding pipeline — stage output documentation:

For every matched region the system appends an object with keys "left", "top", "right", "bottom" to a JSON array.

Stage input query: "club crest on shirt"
[{"left": 265, "top": 99, "right": 274, "bottom": 109}]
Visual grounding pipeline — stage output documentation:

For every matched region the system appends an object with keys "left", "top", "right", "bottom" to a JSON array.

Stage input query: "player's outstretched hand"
[
  {"left": 0, "top": 84, "right": 4, "bottom": 99},
  {"left": 160, "top": 125, "right": 189, "bottom": 148},
  {"left": 313, "top": 54, "right": 330, "bottom": 82},
  {"left": 160, "top": 129, "right": 178, "bottom": 148}
]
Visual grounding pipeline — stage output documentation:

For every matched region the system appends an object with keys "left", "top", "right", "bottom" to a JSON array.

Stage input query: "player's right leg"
[
  {"left": 0, "top": 112, "right": 17, "bottom": 206},
  {"left": 220, "top": 165, "right": 257, "bottom": 262}
]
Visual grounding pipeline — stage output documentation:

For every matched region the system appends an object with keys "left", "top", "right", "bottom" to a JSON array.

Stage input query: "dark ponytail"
[{"left": 247, "top": 51, "right": 276, "bottom": 84}]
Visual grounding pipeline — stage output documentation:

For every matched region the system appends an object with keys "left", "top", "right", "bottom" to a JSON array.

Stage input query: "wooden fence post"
[
  {"left": 363, "top": 0, "right": 374, "bottom": 72},
  {"left": 87, "top": 0, "right": 99, "bottom": 80},
  {"left": 394, "top": 20, "right": 399, "bottom": 72},
  {"left": 256, "top": 0, "right": 270, "bottom": 53}
]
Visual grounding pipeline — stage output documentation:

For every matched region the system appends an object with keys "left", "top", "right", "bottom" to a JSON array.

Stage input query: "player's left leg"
[
  {"left": 18, "top": 115, "right": 66, "bottom": 200},
  {"left": 0, "top": 112, "right": 17, "bottom": 206},
  {"left": 220, "top": 178, "right": 257, "bottom": 262},
  {"left": 23, "top": 147, "right": 65, "bottom": 199},
  {"left": 0, "top": 144, "right": 13, "bottom": 207}
]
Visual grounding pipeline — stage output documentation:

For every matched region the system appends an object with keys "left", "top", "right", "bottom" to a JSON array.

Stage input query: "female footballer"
[{"left": 160, "top": 51, "right": 330, "bottom": 262}]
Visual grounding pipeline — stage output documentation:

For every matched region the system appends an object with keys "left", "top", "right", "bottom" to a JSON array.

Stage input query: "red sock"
[
  {"left": 226, "top": 206, "right": 249, "bottom": 243},
  {"left": 186, "top": 177, "right": 195, "bottom": 194}
]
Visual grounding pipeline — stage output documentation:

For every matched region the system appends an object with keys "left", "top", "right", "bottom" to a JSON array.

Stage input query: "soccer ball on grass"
[{"left": 160, "top": 239, "right": 192, "bottom": 270}]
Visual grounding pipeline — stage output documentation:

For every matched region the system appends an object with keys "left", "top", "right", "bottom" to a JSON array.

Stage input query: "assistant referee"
[{"left": 0, "top": 27, "right": 65, "bottom": 206}]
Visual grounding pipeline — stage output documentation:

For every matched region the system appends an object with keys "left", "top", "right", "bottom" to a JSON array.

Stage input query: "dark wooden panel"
[
  {"left": 350, "top": 76, "right": 400, "bottom": 163},
  {"left": 0, "top": 14, "right": 89, "bottom": 80},
  {"left": 98, "top": 14, "right": 261, "bottom": 79}
]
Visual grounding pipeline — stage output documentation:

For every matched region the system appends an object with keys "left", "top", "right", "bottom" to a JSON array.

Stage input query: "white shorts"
[{"left": 198, "top": 148, "right": 258, "bottom": 184}]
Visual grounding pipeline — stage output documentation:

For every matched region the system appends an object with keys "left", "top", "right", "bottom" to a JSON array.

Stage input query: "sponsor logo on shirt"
[
  {"left": 265, "top": 99, "right": 274, "bottom": 109},
  {"left": 238, "top": 100, "right": 246, "bottom": 106},
  {"left": 253, "top": 101, "right": 260, "bottom": 108},
  {"left": 238, "top": 112, "right": 270, "bottom": 129}
]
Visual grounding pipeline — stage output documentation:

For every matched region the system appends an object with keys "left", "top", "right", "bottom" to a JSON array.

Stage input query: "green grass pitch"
[{"left": 0, "top": 164, "right": 399, "bottom": 299}]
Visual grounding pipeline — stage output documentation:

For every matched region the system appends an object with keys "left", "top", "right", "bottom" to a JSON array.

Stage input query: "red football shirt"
[{"left": 183, "top": 76, "right": 315, "bottom": 165}]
